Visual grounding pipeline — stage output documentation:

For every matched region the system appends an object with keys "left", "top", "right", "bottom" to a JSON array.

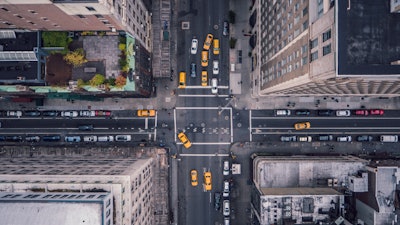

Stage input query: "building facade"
[
  {"left": 0, "top": 0, "right": 152, "bottom": 50},
  {"left": 0, "top": 157, "right": 154, "bottom": 225},
  {"left": 252, "top": 0, "right": 400, "bottom": 96}
]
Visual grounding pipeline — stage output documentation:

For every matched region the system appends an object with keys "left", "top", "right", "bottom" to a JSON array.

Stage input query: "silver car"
[{"left": 223, "top": 200, "right": 230, "bottom": 216}]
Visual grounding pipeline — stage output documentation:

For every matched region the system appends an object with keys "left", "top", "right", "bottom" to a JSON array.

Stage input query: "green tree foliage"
[
  {"left": 63, "top": 48, "right": 88, "bottom": 67},
  {"left": 77, "top": 79, "right": 85, "bottom": 88},
  {"left": 90, "top": 74, "right": 106, "bottom": 86},
  {"left": 115, "top": 75, "right": 127, "bottom": 87}
]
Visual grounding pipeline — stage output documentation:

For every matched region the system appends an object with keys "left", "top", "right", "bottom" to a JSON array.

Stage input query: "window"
[
  {"left": 301, "top": 44, "right": 308, "bottom": 54},
  {"left": 28, "top": 10, "right": 37, "bottom": 14},
  {"left": 294, "top": 2, "right": 300, "bottom": 11},
  {"left": 77, "top": 14, "right": 86, "bottom": 18},
  {"left": 95, "top": 14, "right": 104, "bottom": 18},
  {"left": 1, "top": 7, "right": 9, "bottom": 12},
  {"left": 303, "top": 20, "right": 308, "bottom": 30},
  {"left": 310, "top": 38, "right": 318, "bottom": 49},
  {"left": 85, "top": 6, "right": 96, "bottom": 11},
  {"left": 310, "top": 51, "right": 318, "bottom": 61},
  {"left": 323, "top": 29, "right": 331, "bottom": 42},
  {"left": 302, "top": 7, "right": 308, "bottom": 17},
  {"left": 323, "top": 44, "right": 331, "bottom": 56},
  {"left": 302, "top": 56, "right": 307, "bottom": 65}
]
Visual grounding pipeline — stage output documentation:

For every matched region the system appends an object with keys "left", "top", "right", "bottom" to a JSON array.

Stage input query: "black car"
[
  {"left": 42, "top": 135, "right": 61, "bottom": 142},
  {"left": 190, "top": 63, "right": 196, "bottom": 78},
  {"left": 6, "top": 136, "right": 23, "bottom": 142},
  {"left": 223, "top": 21, "right": 229, "bottom": 36},
  {"left": 357, "top": 135, "right": 373, "bottom": 142},
  {"left": 280, "top": 136, "right": 297, "bottom": 142},
  {"left": 214, "top": 192, "right": 221, "bottom": 211},
  {"left": 24, "top": 111, "right": 41, "bottom": 117},
  {"left": 0, "top": 136, "right": 5, "bottom": 141},
  {"left": 78, "top": 125, "right": 94, "bottom": 131},
  {"left": 295, "top": 110, "right": 310, "bottom": 116},
  {"left": 42, "top": 111, "right": 59, "bottom": 117},
  {"left": 318, "top": 135, "right": 333, "bottom": 141},
  {"left": 318, "top": 110, "right": 333, "bottom": 116}
]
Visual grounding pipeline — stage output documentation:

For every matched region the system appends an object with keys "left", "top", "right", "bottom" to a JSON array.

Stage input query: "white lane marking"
[
  {"left": 251, "top": 127, "right": 400, "bottom": 130},
  {"left": 174, "top": 109, "right": 177, "bottom": 142},
  {"left": 177, "top": 142, "right": 231, "bottom": 145},
  {"left": 175, "top": 107, "right": 231, "bottom": 110},
  {"left": 182, "top": 85, "right": 229, "bottom": 89},
  {"left": 249, "top": 110, "right": 253, "bottom": 142},
  {"left": 145, "top": 118, "right": 148, "bottom": 129},
  {"left": 230, "top": 108, "right": 233, "bottom": 143},
  {"left": 178, "top": 94, "right": 230, "bottom": 97},
  {"left": 180, "top": 153, "right": 230, "bottom": 157}
]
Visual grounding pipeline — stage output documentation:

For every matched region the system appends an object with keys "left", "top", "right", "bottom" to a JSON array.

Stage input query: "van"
[
  {"left": 201, "top": 51, "right": 208, "bottom": 67},
  {"left": 211, "top": 78, "right": 218, "bottom": 94},
  {"left": 223, "top": 200, "right": 230, "bottom": 216},
  {"left": 380, "top": 135, "right": 398, "bottom": 142},
  {"left": 98, "top": 136, "right": 114, "bottom": 142},
  {"left": 275, "top": 109, "right": 291, "bottom": 116},
  {"left": 213, "top": 39, "right": 220, "bottom": 55},
  {"left": 178, "top": 72, "right": 186, "bottom": 89}
]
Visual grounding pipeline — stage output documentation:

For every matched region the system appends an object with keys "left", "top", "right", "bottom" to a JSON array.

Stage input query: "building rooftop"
[{"left": 337, "top": 0, "right": 400, "bottom": 75}]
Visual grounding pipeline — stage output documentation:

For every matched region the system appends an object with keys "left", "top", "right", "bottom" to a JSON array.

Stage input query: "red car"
[
  {"left": 369, "top": 109, "right": 384, "bottom": 115},
  {"left": 95, "top": 110, "right": 112, "bottom": 117},
  {"left": 354, "top": 110, "right": 369, "bottom": 116}
]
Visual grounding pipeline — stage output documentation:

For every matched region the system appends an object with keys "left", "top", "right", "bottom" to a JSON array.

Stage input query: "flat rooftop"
[{"left": 337, "top": 0, "right": 400, "bottom": 75}]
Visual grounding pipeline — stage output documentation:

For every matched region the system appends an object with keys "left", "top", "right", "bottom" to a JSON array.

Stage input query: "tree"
[
  {"left": 90, "top": 74, "right": 105, "bottom": 86},
  {"left": 115, "top": 75, "right": 127, "bottom": 87},
  {"left": 63, "top": 48, "right": 88, "bottom": 67},
  {"left": 77, "top": 79, "right": 85, "bottom": 88}
]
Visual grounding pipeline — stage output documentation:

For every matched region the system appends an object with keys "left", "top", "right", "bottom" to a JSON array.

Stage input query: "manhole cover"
[
  {"left": 237, "top": 123, "right": 242, "bottom": 127},
  {"left": 201, "top": 122, "right": 206, "bottom": 127},
  {"left": 213, "top": 25, "right": 219, "bottom": 30},
  {"left": 225, "top": 116, "right": 229, "bottom": 120}
]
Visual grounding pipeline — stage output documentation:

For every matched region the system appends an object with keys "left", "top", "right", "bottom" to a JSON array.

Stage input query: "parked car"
[
  {"left": 336, "top": 110, "right": 350, "bottom": 117},
  {"left": 223, "top": 200, "right": 230, "bottom": 216},
  {"left": 357, "top": 135, "right": 373, "bottom": 142},
  {"left": 318, "top": 135, "right": 333, "bottom": 141},
  {"left": 370, "top": 109, "right": 384, "bottom": 115},
  {"left": 78, "top": 125, "right": 93, "bottom": 131},
  {"left": 115, "top": 135, "right": 132, "bottom": 142},
  {"left": 223, "top": 21, "right": 229, "bottom": 36},
  {"left": 190, "top": 38, "right": 198, "bottom": 54},
  {"left": 42, "top": 111, "right": 59, "bottom": 117},
  {"left": 79, "top": 110, "right": 95, "bottom": 117},
  {"left": 6, "top": 136, "right": 23, "bottom": 142},
  {"left": 298, "top": 136, "right": 312, "bottom": 142},
  {"left": 380, "top": 135, "right": 398, "bottom": 142},
  {"left": 275, "top": 109, "right": 291, "bottom": 116},
  {"left": 190, "top": 63, "right": 197, "bottom": 78},
  {"left": 6, "top": 111, "right": 22, "bottom": 117},
  {"left": 61, "top": 111, "right": 78, "bottom": 117},
  {"left": 294, "top": 122, "right": 310, "bottom": 130},
  {"left": 223, "top": 180, "right": 230, "bottom": 197},
  {"left": 223, "top": 161, "right": 229, "bottom": 176},
  {"left": 212, "top": 60, "right": 219, "bottom": 75},
  {"left": 98, "top": 136, "right": 114, "bottom": 142},
  {"left": 190, "top": 169, "right": 198, "bottom": 186},
  {"left": 295, "top": 110, "right": 310, "bottom": 116},
  {"left": 83, "top": 135, "right": 97, "bottom": 142},
  {"left": 24, "top": 111, "right": 41, "bottom": 117},
  {"left": 65, "top": 136, "right": 81, "bottom": 142},
  {"left": 318, "top": 110, "right": 333, "bottom": 116},
  {"left": 280, "top": 136, "right": 297, "bottom": 142},
  {"left": 95, "top": 110, "right": 112, "bottom": 117},
  {"left": 25, "top": 136, "right": 40, "bottom": 142},
  {"left": 42, "top": 135, "right": 61, "bottom": 142},
  {"left": 337, "top": 136, "right": 352, "bottom": 142},
  {"left": 214, "top": 192, "right": 221, "bottom": 211},
  {"left": 354, "top": 109, "right": 369, "bottom": 116}
]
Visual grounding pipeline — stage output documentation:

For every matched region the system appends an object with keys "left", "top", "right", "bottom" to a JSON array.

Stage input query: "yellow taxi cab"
[
  {"left": 203, "top": 33, "right": 214, "bottom": 50},
  {"left": 294, "top": 122, "right": 311, "bottom": 130},
  {"left": 137, "top": 109, "right": 156, "bottom": 117},
  {"left": 178, "top": 72, "right": 186, "bottom": 88},
  {"left": 201, "top": 51, "right": 208, "bottom": 67},
  {"left": 204, "top": 171, "right": 212, "bottom": 191},
  {"left": 213, "top": 39, "right": 220, "bottom": 55},
  {"left": 178, "top": 132, "right": 192, "bottom": 148},
  {"left": 190, "top": 169, "right": 198, "bottom": 186},
  {"left": 201, "top": 71, "right": 208, "bottom": 86}
]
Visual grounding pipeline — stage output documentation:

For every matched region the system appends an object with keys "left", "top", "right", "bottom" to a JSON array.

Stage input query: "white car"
[
  {"left": 212, "top": 60, "right": 219, "bottom": 75},
  {"left": 223, "top": 200, "right": 230, "bottom": 216},
  {"left": 223, "top": 160, "right": 229, "bottom": 175},
  {"left": 336, "top": 110, "right": 350, "bottom": 117},
  {"left": 223, "top": 180, "right": 230, "bottom": 197},
  {"left": 83, "top": 135, "right": 97, "bottom": 142},
  {"left": 61, "top": 111, "right": 78, "bottom": 117},
  {"left": 211, "top": 78, "right": 218, "bottom": 94},
  {"left": 6, "top": 111, "right": 22, "bottom": 117},
  {"left": 115, "top": 135, "right": 132, "bottom": 142},
  {"left": 190, "top": 38, "right": 198, "bottom": 54},
  {"left": 79, "top": 110, "right": 95, "bottom": 117},
  {"left": 337, "top": 136, "right": 352, "bottom": 142}
]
